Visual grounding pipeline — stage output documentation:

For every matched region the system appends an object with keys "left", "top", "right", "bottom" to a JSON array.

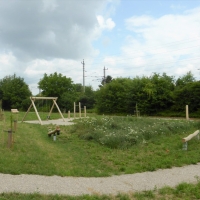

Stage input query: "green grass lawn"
[{"left": 0, "top": 111, "right": 200, "bottom": 199}]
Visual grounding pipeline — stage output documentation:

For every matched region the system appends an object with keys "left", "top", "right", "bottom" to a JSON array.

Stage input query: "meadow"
[{"left": 0, "top": 111, "right": 200, "bottom": 199}]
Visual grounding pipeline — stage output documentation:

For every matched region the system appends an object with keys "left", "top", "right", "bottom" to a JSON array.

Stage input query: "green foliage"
[
  {"left": 0, "top": 74, "right": 31, "bottom": 110},
  {"left": 100, "top": 75, "right": 113, "bottom": 87},
  {"left": 78, "top": 86, "right": 96, "bottom": 109},
  {"left": 95, "top": 73, "right": 175, "bottom": 115},
  {"left": 95, "top": 78, "right": 132, "bottom": 114},
  {"left": 94, "top": 71, "right": 200, "bottom": 117},
  {"left": 176, "top": 71, "right": 196, "bottom": 87},
  {"left": 38, "top": 72, "right": 74, "bottom": 98},
  {"left": 38, "top": 73, "right": 96, "bottom": 111},
  {"left": 172, "top": 81, "right": 200, "bottom": 113}
]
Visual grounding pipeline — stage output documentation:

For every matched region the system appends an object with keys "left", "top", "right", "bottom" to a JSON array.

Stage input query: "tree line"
[{"left": 0, "top": 71, "right": 199, "bottom": 117}]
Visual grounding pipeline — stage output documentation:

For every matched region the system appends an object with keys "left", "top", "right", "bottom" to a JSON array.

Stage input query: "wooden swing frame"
[{"left": 22, "top": 97, "right": 65, "bottom": 125}]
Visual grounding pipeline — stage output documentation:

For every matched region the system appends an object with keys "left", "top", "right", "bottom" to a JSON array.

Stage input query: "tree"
[
  {"left": 78, "top": 86, "right": 95, "bottom": 109},
  {"left": 38, "top": 72, "right": 74, "bottom": 99},
  {"left": 176, "top": 71, "right": 195, "bottom": 87},
  {"left": 0, "top": 74, "right": 31, "bottom": 110},
  {"left": 95, "top": 78, "right": 132, "bottom": 114},
  {"left": 99, "top": 75, "right": 113, "bottom": 87},
  {"left": 172, "top": 81, "right": 200, "bottom": 112}
]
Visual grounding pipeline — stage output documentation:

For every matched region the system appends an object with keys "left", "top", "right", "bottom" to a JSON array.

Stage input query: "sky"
[{"left": 0, "top": 0, "right": 200, "bottom": 95}]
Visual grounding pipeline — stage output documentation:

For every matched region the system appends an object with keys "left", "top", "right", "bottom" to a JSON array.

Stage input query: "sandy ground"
[
  {"left": 22, "top": 118, "right": 75, "bottom": 126},
  {"left": 0, "top": 163, "right": 200, "bottom": 196}
]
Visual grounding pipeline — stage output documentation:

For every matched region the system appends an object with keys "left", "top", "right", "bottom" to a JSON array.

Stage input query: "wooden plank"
[
  {"left": 11, "top": 109, "right": 19, "bottom": 113},
  {"left": 31, "top": 97, "right": 58, "bottom": 100},
  {"left": 182, "top": 130, "right": 199, "bottom": 142}
]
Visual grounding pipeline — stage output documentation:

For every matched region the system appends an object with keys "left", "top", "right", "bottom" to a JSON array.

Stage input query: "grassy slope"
[{"left": 1, "top": 111, "right": 200, "bottom": 199}]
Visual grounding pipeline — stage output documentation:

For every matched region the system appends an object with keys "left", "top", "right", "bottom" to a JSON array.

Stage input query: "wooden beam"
[
  {"left": 31, "top": 98, "right": 42, "bottom": 125},
  {"left": 31, "top": 97, "right": 58, "bottom": 100},
  {"left": 53, "top": 99, "right": 65, "bottom": 122},
  {"left": 182, "top": 130, "right": 199, "bottom": 143}
]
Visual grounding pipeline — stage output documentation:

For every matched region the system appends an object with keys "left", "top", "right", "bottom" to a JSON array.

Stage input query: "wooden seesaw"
[{"left": 48, "top": 126, "right": 60, "bottom": 141}]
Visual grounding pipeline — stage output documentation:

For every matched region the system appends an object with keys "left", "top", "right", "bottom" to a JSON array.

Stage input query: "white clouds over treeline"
[{"left": 0, "top": 0, "right": 200, "bottom": 94}]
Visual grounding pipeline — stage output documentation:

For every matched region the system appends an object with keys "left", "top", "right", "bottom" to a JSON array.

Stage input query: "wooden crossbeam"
[{"left": 182, "top": 130, "right": 199, "bottom": 143}]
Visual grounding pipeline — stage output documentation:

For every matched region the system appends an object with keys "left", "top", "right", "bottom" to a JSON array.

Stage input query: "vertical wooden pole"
[
  {"left": 14, "top": 120, "right": 17, "bottom": 132},
  {"left": 84, "top": 106, "right": 86, "bottom": 117},
  {"left": 186, "top": 105, "right": 189, "bottom": 120},
  {"left": 68, "top": 110, "right": 70, "bottom": 119},
  {"left": 79, "top": 102, "right": 81, "bottom": 118}
]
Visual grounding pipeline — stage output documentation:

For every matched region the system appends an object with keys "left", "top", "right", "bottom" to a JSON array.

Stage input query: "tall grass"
[{"left": 73, "top": 116, "right": 200, "bottom": 149}]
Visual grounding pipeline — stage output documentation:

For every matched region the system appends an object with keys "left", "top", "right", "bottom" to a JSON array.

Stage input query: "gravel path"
[{"left": 0, "top": 163, "right": 200, "bottom": 196}]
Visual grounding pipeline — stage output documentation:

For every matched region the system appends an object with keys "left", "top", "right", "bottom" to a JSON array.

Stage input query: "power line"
[{"left": 83, "top": 37, "right": 200, "bottom": 65}]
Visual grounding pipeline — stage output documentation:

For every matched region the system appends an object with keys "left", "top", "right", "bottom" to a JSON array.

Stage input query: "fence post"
[
  {"left": 68, "top": 110, "right": 70, "bottom": 119},
  {"left": 79, "top": 102, "right": 81, "bottom": 118},
  {"left": 186, "top": 105, "right": 189, "bottom": 120},
  {"left": 84, "top": 106, "right": 86, "bottom": 117}
]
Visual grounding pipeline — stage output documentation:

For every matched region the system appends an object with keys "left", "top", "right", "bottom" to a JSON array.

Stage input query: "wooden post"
[
  {"left": 84, "top": 106, "right": 86, "bottom": 117},
  {"left": 14, "top": 120, "right": 17, "bottom": 132},
  {"left": 68, "top": 110, "right": 70, "bottom": 119},
  {"left": 74, "top": 102, "right": 76, "bottom": 118},
  {"left": 79, "top": 102, "right": 81, "bottom": 118},
  {"left": 186, "top": 105, "right": 189, "bottom": 120}
]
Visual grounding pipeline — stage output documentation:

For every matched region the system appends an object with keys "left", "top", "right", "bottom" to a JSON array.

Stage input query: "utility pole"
[
  {"left": 103, "top": 66, "right": 108, "bottom": 85},
  {"left": 81, "top": 59, "right": 85, "bottom": 93}
]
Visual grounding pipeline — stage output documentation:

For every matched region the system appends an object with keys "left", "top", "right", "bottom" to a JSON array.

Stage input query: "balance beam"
[{"left": 182, "top": 130, "right": 199, "bottom": 143}]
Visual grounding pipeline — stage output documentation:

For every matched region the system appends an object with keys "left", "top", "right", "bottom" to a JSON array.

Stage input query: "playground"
[{"left": 1, "top": 98, "right": 200, "bottom": 198}]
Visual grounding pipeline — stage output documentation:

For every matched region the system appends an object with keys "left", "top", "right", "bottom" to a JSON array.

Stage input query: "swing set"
[{"left": 22, "top": 97, "right": 65, "bottom": 125}]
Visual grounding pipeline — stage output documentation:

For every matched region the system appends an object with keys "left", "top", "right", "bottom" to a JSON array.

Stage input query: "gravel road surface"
[{"left": 0, "top": 163, "right": 200, "bottom": 196}]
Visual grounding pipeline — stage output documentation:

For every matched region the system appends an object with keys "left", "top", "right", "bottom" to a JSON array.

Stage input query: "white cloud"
[
  {"left": 114, "top": 7, "right": 200, "bottom": 80},
  {"left": 97, "top": 15, "right": 115, "bottom": 30},
  {"left": 126, "top": 15, "right": 154, "bottom": 29}
]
